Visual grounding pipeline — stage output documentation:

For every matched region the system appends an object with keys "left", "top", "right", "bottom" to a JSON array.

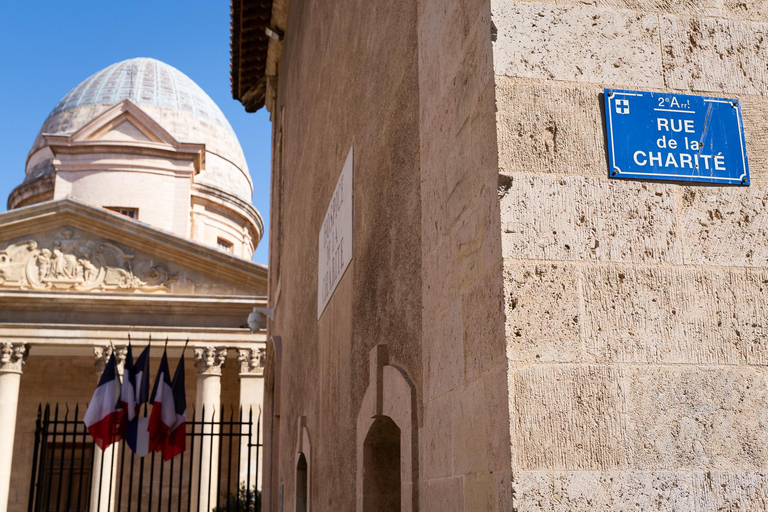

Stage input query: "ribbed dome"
[
  {"left": 52, "top": 58, "right": 233, "bottom": 128},
  {"left": 26, "top": 58, "right": 252, "bottom": 200}
]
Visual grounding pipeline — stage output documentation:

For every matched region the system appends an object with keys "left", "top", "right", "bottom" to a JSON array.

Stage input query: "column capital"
[
  {"left": 0, "top": 342, "right": 28, "bottom": 374},
  {"left": 238, "top": 348, "right": 265, "bottom": 376},
  {"left": 195, "top": 346, "right": 227, "bottom": 376},
  {"left": 93, "top": 345, "right": 127, "bottom": 376}
]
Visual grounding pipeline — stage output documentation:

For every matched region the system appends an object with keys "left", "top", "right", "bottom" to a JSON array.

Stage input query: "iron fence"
[{"left": 28, "top": 404, "right": 261, "bottom": 512}]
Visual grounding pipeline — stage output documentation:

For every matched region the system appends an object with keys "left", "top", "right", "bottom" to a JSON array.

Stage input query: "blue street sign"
[{"left": 604, "top": 88, "right": 750, "bottom": 185}]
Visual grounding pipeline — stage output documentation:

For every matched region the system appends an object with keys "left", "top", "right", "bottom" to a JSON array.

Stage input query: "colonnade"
[{"left": 0, "top": 343, "right": 264, "bottom": 512}]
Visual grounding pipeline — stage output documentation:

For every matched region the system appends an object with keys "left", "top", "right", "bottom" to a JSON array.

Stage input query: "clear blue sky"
[{"left": 0, "top": 1, "right": 272, "bottom": 264}]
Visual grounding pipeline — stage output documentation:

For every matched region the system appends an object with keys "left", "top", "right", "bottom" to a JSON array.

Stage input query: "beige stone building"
[
  {"left": 0, "top": 58, "right": 268, "bottom": 512},
  {"left": 232, "top": 0, "right": 768, "bottom": 510}
]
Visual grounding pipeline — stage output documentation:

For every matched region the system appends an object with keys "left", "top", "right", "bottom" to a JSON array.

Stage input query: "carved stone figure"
[
  {"left": 37, "top": 249, "right": 52, "bottom": 281},
  {"left": 0, "top": 228, "right": 172, "bottom": 293},
  {"left": 52, "top": 249, "right": 78, "bottom": 280},
  {"left": 79, "top": 252, "right": 98, "bottom": 283}
]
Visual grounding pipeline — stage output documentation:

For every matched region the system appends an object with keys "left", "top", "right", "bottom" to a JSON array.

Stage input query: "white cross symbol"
[{"left": 615, "top": 99, "right": 630, "bottom": 115}]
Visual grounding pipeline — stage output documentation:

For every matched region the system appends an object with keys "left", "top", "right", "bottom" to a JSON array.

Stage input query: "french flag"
[
  {"left": 84, "top": 351, "right": 122, "bottom": 450},
  {"left": 161, "top": 354, "right": 187, "bottom": 460},
  {"left": 123, "top": 343, "right": 151, "bottom": 455},
  {"left": 147, "top": 349, "right": 176, "bottom": 452}
]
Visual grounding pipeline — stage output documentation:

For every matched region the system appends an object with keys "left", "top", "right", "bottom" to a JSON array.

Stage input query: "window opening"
[
  {"left": 217, "top": 238, "right": 234, "bottom": 253},
  {"left": 105, "top": 206, "right": 138, "bottom": 219}
]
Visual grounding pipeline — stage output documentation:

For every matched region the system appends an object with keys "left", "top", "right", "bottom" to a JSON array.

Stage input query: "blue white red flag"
[
  {"left": 123, "top": 342, "right": 151, "bottom": 455},
  {"left": 148, "top": 349, "right": 176, "bottom": 452},
  {"left": 84, "top": 351, "right": 122, "bottom": 450},
  {"left": 119, "top": 343, "right": 135, "bottom": 429},
  {"left": 161, "top": 353, "right": 187, "bottom": 460}
]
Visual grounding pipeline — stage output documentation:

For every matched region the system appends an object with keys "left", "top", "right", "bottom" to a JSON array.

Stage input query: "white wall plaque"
[{"left": 318, "top": 146, "right": 353, "bottom": 318}]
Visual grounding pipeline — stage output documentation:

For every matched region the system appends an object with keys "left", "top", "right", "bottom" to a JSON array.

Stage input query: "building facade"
[
  {"left": 0, "top": 58, "right": 267, "bottom": 512},
  {"left": 233, "top": 1, "right": 768, "bottom": 511}
]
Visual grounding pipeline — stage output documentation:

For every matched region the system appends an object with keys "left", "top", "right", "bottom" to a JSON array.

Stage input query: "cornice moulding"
[{"left": 0, "top": 198, "right": 267, "bottom": 291}]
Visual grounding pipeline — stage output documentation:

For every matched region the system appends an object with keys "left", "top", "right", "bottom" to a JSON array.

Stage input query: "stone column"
[
  {"left": 89, "top": 345, "right": 126, "bottom": 512},
  {"left": 0, "top": 342, "right": 27, "bottom": 512},
  {"left": 194, "top": 346, "right": 227, "bottom": 512},
  {"left": 238, "top": 348, "right": 265, "bottom": 491}
]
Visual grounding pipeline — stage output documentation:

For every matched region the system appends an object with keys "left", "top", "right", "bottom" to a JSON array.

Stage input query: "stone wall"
[
  {"left": 267, "top": 0, "right": 512, "bottom": 509},
  {"left": 492, "top": 1, "right": 768, "bottom": 509},
  {"left": 418, "top": 0, "right": 512, "bottom": 509},
  {"left": 268, "top": 0, "right": 423, "bottom": 508}
]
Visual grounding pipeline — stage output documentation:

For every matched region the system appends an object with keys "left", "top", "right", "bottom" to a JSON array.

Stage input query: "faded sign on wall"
[{"left": 318, "top": 146, "right": 353, "bottom": 318}]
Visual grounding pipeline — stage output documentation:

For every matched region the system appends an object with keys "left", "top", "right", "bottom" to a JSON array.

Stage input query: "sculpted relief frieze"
[
  {"left": 0, "top": 228, "right": 245, "bottom": 294},
  {"left": 0, "top": 228, "right": 171, "bottom": 293}
]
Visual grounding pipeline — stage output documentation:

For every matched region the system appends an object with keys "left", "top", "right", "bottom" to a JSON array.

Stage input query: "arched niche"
[
  {"left": 356, "top": 345, "right": 418, "bottom": 512},
  {"left": 295, "top": 417, "right": 311, "bottom": 512}
]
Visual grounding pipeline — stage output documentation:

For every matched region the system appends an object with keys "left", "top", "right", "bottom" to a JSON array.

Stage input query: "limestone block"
[
  {"left": 453, "top": 367, "right": 511, "bottom": 475},
  {"left": 492, "top": 2, "right": 663, "bottom": 87},
  {"left": 582, "top": 265, "right": 768, "bottom": 365},
  {"left": 500, "top": 174, "right": 681, "bottom": 264},
  {"left": 678, "top": 186, "right": 768, "bottom": 267},
  {"left": 423, "top": 242, "right": 454, "bottom": 314},
  {"left": 452, "top": 203, "right": 486, "bottom": 291},
  {"left": 423, "top": 298, "right": 464, "bottom": 401},
  {"left": 503, "top": 262, "right": 583, "bottom": 363},
  {"left": 421, "top": 476, "right": 464, "bottom": 512},
  {"left": 452, "top": 378, "right": 492, "bottom": 474},
  {"left": 509, "top": 0, "right": 768, "bottom": 22},
  {"left": 509, "top": 365, "right": 628, "bottom": 470},
  {"left": 740, "top": 95, "right": 768, "bottom": 185},
  {"left": 511, "top": 471, "right": 554, "bottom": 511},
  {"left": 463, "top": 473, "right": 497, "bottom": 512},
  {"left": 625, "top": 367, "right": 768, "bottom": 470},
  {"left": 692, "top": 471, "right": 768, "bottom": 510},
  {"left": 512, "top": 470, "right": 694, "bottom": 511},
  {"left": 482, "top": 365, "right": 514, "bottom": 473},
  {"left": 421, "top": 107, "right": 499, "bottom": 261},
  {"left": 662, "top": 15, "right": 768, "bottom": 95},
  {"left": 462, "top": 264, "right": 506, "bottom": 379},
  {"left": 421, "top": 392, "right": 453, "bottom": 479},
  {"left": 495, "top": 79, "right": 606, "bottom": 177},
  {"left": 419, "top": 1, "right": 494, "bottom": 130}
]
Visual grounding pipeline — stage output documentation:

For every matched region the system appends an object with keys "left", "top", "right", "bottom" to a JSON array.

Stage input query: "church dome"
[
  {"left": 24, "top": 57, "right": 252, "bottom": 201},
  {"left": 11, "top": 58, "right": 262, "bottom": 260}
]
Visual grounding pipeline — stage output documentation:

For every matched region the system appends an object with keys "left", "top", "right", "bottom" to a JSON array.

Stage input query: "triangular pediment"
[
  {"left": 0, "top": 199, "right": 266, "bottom": 296},
  {"left": 42, "top": 100, "right": 206, "bottom": 172},
  {"left": 72, "top": 100, "right": 177, "bottom": 144},
  {"left": 96, "top": 119, "right": 153, "bottom": 142}
]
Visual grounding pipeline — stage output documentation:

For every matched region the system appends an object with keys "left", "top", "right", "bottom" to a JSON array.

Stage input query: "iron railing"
[{"left": 28, "top": 404, "right": 261, "bottom": 512}]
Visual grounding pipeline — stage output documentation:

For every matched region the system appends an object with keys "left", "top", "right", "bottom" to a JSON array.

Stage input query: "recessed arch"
[
  {"left": 363, "top": 416, "right": 401, "bottom": 511},
  {"left": 356, "top": 345, "right": 418, "bottom": 512},
  {"left": 294, "top": 417, "right": 311, "bottom": 512}
]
